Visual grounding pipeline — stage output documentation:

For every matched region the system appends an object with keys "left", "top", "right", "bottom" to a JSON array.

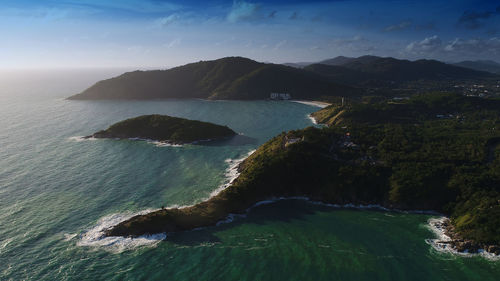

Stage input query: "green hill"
[
  {"left": 305, "top": 56, "right": 495, "bottom": 86},
  {"left": 68, "top": 57, "right": 359, "bottom": 100},
  {"left": 88, "top": 114, "right": 236, "bottom": 144},
  {"left": 106, "top": 93, "right": 500, "bottom": 254}
]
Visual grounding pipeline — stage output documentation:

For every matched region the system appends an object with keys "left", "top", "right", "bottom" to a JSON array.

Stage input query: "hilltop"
[
  {"left": 68, "top": 57, "right": 359, "bottom": 100},
  {"left": 88, "top": 114, "right": 236, "bottom": 144}
]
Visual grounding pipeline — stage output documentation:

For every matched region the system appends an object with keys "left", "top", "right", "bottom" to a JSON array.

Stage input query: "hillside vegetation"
[
  {"left": 305, "top": 56, "right": 495, "bottom": 87},
  {"left": 89, "top": 114, "right": 236, "bottom": 144},
  {"left": 69, "top": 57, "right": 359, "bottom": 100},
  {"left": 107, "top": 93, "right": 500, "bottom": 251}
]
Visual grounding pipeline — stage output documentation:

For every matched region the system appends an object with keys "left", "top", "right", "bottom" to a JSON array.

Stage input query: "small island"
[
  {"left": 87, "top": 114, "right": 237, "bottom": 144},
  {"left": 105, "top": 93, "right": 500, "bottom": 256}
]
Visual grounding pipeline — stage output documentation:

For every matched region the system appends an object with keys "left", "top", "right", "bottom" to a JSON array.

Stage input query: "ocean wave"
[
  {"left": 307, "top": 114, "right": 318, "bottom": 125},
  {"left": 128, "top": 137, "right": 184, "bottom": 147},
  {"left": 77, "top": 150, "right": 255, "bottom": 251},
  {"left": 147, "top": 140, "right": 183, "bottom": 147},
  {"left": 208, "top": 149, "right": 256, "bottom": 198},
  {"left": 63, "top": 233, "right": 78, "bottom": 241},
  {"left": 68, "top": 136, "right": 183, "bottom": 147},
  {"left": 425, "top": 217, "right": 500, "bottom": 261},
  {"left": 291, "top": 100, "right": 330, "bottom": 108},
  {"left": 77, "top": 210, "right": 166, "bottom": 253},
  {"left": 0, "top": 238, "right": 14, "bottom": 254},
  {"left": 68, "top": 136, "right": 97, "bottom": 142}
]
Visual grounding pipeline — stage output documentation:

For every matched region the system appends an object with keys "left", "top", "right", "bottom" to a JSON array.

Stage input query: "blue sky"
[{"left": 1, "top": 0, "right": 499, "bottom": 68}]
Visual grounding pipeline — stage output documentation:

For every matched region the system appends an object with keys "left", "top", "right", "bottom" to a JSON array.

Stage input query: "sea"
[{"left": 0, "top": 69, "right": 499, "bottom": 280}]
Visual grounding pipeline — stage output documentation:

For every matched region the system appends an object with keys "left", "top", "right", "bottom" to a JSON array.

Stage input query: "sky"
[{"left": 1, "top": 0, "right": 500, "bottom": 69}]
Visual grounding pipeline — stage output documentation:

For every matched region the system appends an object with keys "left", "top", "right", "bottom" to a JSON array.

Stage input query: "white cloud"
[
  {"left": 444, "top": 37, "right": 500, "bottom": 56},
  {"left": 165, "top": 38, "right": 181, "bottom": 48},
  {"left": 157, "top": 14, "right": 179, "bottom": 27},
  {"left": 405, "top": 35, "right": 442, "bottom": 54},
  {"left": 227, "top": 1, "right": 260, "bottom": 23},
  {"left": 273, "top": 40, "right": 287, "bottom": 50},
  {"left": 403, "top": 35, "right": 500, "bottom": 61}
]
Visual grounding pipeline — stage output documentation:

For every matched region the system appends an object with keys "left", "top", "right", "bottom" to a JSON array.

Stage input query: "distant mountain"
[
  {"left": 282, "top": 62, "right": 312, "bottom": 68},
  {"left": 453, "top": 60, "right": 500, "bottom": 74},
  {"left": 318, "top": 56, "right": 358, "bottom": 66},
  {"left": 304, "top": 56, "right": 495, "bottom": 86},
  {"left": 69, "top": 57, "right": 359, "bottom": 100}
]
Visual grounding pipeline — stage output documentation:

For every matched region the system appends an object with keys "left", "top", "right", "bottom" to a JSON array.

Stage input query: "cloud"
[
  {"left": 227, "top": 0, "right": 260, "bottom": 23},
  {"left": 157, "top": 14, "right": 179, "bottom": 26},
  {"left": 405, "top": 35, "right": 442, "bottom": 54},
  {"left": 384, "top": 21, "right": 412, "bottom": 32},
  {"left": 165, "top": 38, "right": 181, "bottom": 48},
  {"left": 457, "top": 6, "right": 500, "bottom": 29},
  {"left": 0, "top": 0, "right": 183, "bottom": 20},
  {"left": 444, "top": 37, "right": 500, "bottom": 55},
  {"left": 273, "top": 40, "right": 287, "bottom": 50},
  {"left": 403, "top": 35, "right": 500, "bottom": 61}
]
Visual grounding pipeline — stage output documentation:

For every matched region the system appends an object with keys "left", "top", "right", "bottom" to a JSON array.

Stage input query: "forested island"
[
  {"left": 105, "top": 93, "right": 500, "bottom": 255},
  {"left": 87, "top": 114, "right": 236, "bottom": 144}
]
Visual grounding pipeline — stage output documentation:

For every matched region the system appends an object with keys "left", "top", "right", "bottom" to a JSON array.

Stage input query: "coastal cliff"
[
  {"left": 105, "top": 93, "right": 500, "bottom": 255},
  {"left": 88, "top": 114, "right": 236, "bottom": 144}
]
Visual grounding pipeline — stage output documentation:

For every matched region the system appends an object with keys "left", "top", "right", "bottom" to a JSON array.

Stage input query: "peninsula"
[
  {"left": 105, "top": 93, "right": 500, "bottom": 255},
  {"left": 87, "top": 114, "right": 236, "bottom": 144},
  {"left": 68, "top": 57, "right": 359, "bottom": 100}
]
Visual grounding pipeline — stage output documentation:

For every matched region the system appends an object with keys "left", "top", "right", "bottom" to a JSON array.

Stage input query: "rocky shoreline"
[{"left": 431, "top": 218, "right": 500, "bottom": 256}]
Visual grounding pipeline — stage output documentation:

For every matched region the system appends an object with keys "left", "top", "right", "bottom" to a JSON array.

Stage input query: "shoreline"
[
  {"left": 80, "top": 149, "right": 256, "bottom": 250},
  {"left": 291, "top": 100, "right": 331, "bottom": 108},
  {"left": 427, "top": 217, "right": 500, "bottom": 260},
  {"left": 88, "top": 193, "right": 500, "bottom": 261},
  {"left": 307, "top": 114, "right": 318, "bottom": 125}
]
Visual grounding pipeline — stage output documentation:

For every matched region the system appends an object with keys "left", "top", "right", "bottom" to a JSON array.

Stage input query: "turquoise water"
[{"left": 0, "top": 71, "right": 499, "bottom": 280}]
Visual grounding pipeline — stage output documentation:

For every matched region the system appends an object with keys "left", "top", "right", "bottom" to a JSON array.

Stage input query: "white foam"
[
  {"left": 307, "top": 114, "right": 318, "bottom": 125},
  {"left": 69, "top": 136, "right": 183, "bottom": 147},
  {"left": 0, "top": 238, "right": 13, "bottom": 253},
  {"left": 148, "top": 140, "right": 183, "bottom": 147},
  {"left": 68, "top": 136, "right": 97, "bottom": 142},
  {"left": 209, "top": 149, "right": 256, "bottom": 198},
  {"left": 63, "top": 233, "right": 77, "bottom": 241},
  {"left": 77, "top": 148, "right": 257, "bottom": 250},
  {"left": 128, "top": 137, "right": 184, "bottom": 147},
  {"left": 291, "top": 100, "right": 330, "bottom": 108},
  {"left": 77, "top": 209, "right": 166, "bottom": 253},
  {"left": 425, "top": 217, "right": 500, "bottom": 261}
]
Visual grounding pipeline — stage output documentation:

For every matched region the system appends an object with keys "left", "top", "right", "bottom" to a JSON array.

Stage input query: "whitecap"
[
  {"left": 208, "top": 149, "right": 256, "bottom": 198},
  {"left": 290, "top": 100, "right": 330, "bottom": 108},
  {"left": 148, "top": 140, "right": 183, "bottom": 147},
  {"left": 63, "top": 233, "right": 77, "bottom": 241},
  {"left": 0, "top": 238, "right": 13, "bottom": 253},
  {"left": 68, "top": 136, "right": 97, "bottom": 142},
  {"left": 77, "top": 210, "right": 166, "bottom": 253},
  {"left": 307, "top": 114, "right": 318, "bottom": 125},
  {"left": 425, "top": 217, "right": 500, "bottom": 261}
]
